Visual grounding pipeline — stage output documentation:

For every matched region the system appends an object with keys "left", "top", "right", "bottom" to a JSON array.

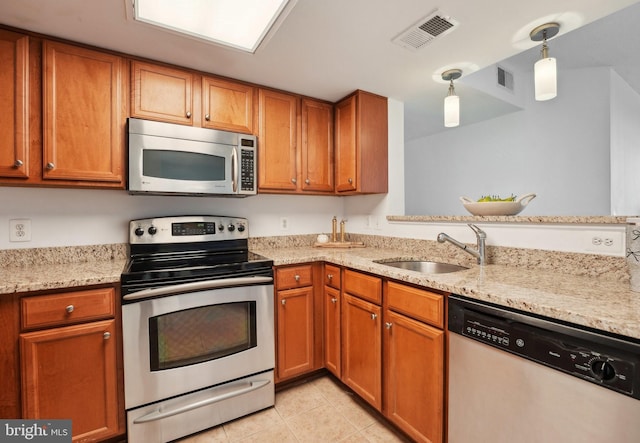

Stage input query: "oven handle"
[
  {"left": 122, "top": 275, "right": 273, "bottom": 302},
  {"left": 132, "top": 379, "right": 271, "bottom": 424}
]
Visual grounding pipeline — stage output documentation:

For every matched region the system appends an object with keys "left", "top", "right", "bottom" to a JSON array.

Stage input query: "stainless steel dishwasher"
[{"left": 448, "top": 294, "right": 640, "bottom": 443}]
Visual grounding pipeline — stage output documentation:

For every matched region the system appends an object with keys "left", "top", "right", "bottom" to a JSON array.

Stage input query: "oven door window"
[
  {"left": 149, "top": 301, "right": 257, "bottom": 371},
  {"left": 143, "top": 149, "right": 226, "bottom": 181}
]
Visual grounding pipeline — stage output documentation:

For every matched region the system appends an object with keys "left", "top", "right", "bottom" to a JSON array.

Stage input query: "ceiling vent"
[
  {"left": 392, "top": 11, "right": 459, "bottom": 51},
  {"left": 497, "top": 66, "right": 515, "bottom": 92}
]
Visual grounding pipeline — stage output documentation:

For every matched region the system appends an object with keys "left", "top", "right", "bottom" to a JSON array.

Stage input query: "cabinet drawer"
[
  {"left": 386, "top": 282, "right": 443, "bottom": 328},
  {"left": 21, "top": 287, "right": 116, "bottom": 330},
  {"left": 344, "top": 269, "right": 381, "bottom": 304},
  {"left": 324, "top": 264, "right": 341, "bottom": 289},
  {"left": 276, "top": 265, "right": 313, "bottom": 290}
]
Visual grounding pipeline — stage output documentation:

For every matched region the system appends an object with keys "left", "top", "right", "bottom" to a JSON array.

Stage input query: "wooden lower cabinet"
[
  {"left": 14, "top": 285, "right": 124, "bottom": 443},
  {"left": 341, "top": 292, "right": 382, "bottom": 410},
  {"left": 20, "top": 319, "right": 120, "bottom": 442},
  {"left": 275, "top": 264, "right": 323, "bottom": 383},
  {"left": 276, "top": 286, "right": 315, "bottom": 380},
  {"left": 324, "top": 285, "right": 341, "bottom": 378},
  {"left": 383, "top": 309, "right": 444, "bottom": 443}
]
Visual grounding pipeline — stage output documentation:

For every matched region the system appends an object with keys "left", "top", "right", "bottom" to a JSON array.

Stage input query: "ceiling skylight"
[{"left": 132, "top": 0, "right": 295, "bottom": 53}]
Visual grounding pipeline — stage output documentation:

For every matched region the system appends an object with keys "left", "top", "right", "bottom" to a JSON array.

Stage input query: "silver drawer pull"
[
  {"left": 14, "top": 159, "right": 23, "bottom": 167},
  {"left": 205, "top": 114, "right": 210, "bottom": 121},
  {"left": 46, "top": 162, "right": 55, "bottom": 170},
  {"left": 305, "top": 179, "right": 310, "bottom": 184},
  {"left": 186, "top": 111, "right": 191, "bottom": 118},
  {"left": 327, "top": 274, "right": 333, "bottom": 280},
  {"left": 281, "top": 299, "right": 286, "bottom": 306},
  {"left": 331, "top": 297, "right": 337, "bottom": 304},
  {"left": 370, "top": 313, "right": 377, "bottom": 320},
  {"left": 385, "top": 322, "right": 393, "bottom": 329},
  {"left": 294, "top": 275, "right": 300, "bottom": 282},
  {"left": 103, "top": 332, "right": 111, "bottom": 340},
  {"left": 65, "top": 305, "right": 74, "bottom": 313}
]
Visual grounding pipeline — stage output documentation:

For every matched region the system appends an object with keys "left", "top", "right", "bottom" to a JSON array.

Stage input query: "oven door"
[
  {"left": 128, "top": 133, "right": 236, "bottom": 195},
  {"left": 122, "top": 280, "right": 274, "bottom": 410}
]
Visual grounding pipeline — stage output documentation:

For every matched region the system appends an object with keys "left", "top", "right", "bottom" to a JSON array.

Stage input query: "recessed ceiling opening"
[
  {"left": 392, "top": 11, "right": 459, "bottom": 51},
  {"left": 130, "top": 0, "right": 296, "bottom": 53}
]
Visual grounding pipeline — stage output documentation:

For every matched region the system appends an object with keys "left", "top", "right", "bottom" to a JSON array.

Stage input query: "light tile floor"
[{"left": 177, "top": 375, "right": 410, "bottom": 442}]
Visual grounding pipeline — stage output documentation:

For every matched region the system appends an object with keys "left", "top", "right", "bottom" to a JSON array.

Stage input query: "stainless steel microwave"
[{"left": 127, "top": 118, "right": 257, "bottom": 196}]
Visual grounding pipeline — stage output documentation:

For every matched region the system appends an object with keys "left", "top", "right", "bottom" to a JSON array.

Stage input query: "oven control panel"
[{"left": 129, "top": 215, "right": 248, "bottom": 244}]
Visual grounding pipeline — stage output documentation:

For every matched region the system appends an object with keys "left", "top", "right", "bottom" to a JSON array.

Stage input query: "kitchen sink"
[{"left": 376, "top": 260, "right": 469, "bottom": 274}]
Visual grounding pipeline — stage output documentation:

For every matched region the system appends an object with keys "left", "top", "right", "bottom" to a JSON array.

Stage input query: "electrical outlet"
[
  {"left": 280, "top": 217, "right": 289, "bottom": 231},
  {"left": 10, "top": 219, "right": 31, "bottom": 242},
  {"left": 584, "top": 230, "right": 623, "bottom": 255}
]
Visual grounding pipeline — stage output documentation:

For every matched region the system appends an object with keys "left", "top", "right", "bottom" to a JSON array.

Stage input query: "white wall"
[
  {"left": 610, "top": 70, "right": 640, "bottom": 215},
  {"left": 405, "top": 67, "right": 612, "bottom": 216}
]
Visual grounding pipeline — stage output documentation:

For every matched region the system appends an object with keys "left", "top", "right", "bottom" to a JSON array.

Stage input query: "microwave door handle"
[
  {"left": 231, "top": 147, "right": 238, "bottom": 193},
  {"left": 122, "top": 276, "right": 273, "bottom": 301}
]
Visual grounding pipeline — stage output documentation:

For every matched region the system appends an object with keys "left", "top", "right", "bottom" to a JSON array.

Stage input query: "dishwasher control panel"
[{"left": 449, "top": 295, "right": 640, "bottom": 400}]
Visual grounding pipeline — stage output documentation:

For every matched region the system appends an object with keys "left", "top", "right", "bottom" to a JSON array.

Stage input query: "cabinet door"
[
  {"left": 0, "top": 30, "right": 29, "bottom": 179},
  {"left": 384, "top": 310, "right": 444, "bottom": 443},
  {"left": 301, "top": 99, "right": 333, "bottom": 192},
  {"left": 20, "top": 319, "right": 120, "bottom": 442},
  {"left": 324, "top": 285, "right": 341, "bottom": 377},
  {"left": 257, "top": 89, "right": 298, "bottom": 191},
  {"left": 43, "top": 41, "right": 124, "bottom": 185},
  {"left": 334, "top": 95, "right": 357, "bottom": 192},
  {"left": 202, "top": 76, "right": 254, "bottom": 133},
  {"left": 276, "top": 286, "right": 314, "bottom": 381},
  {"left": 341, "top": 293, "right": 382, "bottom": 410},
  {"left": 131, "top": 60, "right": 194, "bottom": 125}
]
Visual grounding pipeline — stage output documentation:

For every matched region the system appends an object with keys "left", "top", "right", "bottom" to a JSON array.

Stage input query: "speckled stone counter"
[
  {"left": 251, "top": 245, "right": 640, "bottom": 341},
  {"left": 3, "top": 240, "right": 638, "bottom": 341},
  {"left": 0, "top": 244, "right": 127, "bottom": 294}
]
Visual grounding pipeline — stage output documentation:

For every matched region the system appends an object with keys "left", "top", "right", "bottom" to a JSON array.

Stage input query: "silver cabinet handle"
[
  {"left": 327, "top": 274, "right": 333, "bottom": 280},
  {"left": 205, "top": 114, "right": 210, "bottom": 121},
  {"left": 291, "top": 178, "right": 297, "bottom": 184},
  {"left": 348, "top": 177, "right": 353, "bottom": 184},
  {"left": 371, "top": 313, "right": 377, "bottom": 320},
  {"left": 281, "top": 299, "right": 286, "bottom": 306},
  {"left": 385, "top": 322, "right": 393, "bottom": 329},
  {"left": 65, "top": 305, "right": 74, "bottom": 313},
  {"left": 294, "top": 275, "right": 300, "bottom": 282},
  {"left": 331, "top": 297, "right": 337, "bottom": 304},
  {"left": 14, "top": 159, "right": 23, "bottom": 167},
  {"left": 103, "top": 332, "right": 111, "bottom": 340},
  {"left": 186, "top": 111, "right": 191, "bottom": 118},
  {"left": 46, "top": 162, "right": 55, "bottom": 170},
  {"left": 305, "top": 179, "right": 310, "bottom": 184}
]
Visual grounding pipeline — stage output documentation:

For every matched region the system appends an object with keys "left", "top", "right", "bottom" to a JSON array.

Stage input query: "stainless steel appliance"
[
  {"left": 121, "top": 216, "right": 274, "bottom": 442},
  {"left": 127, "top": 118, "right": 257, "bottom": 196},
  {"left": 448, "top": 295, "right": 640, "bottom": 443}
]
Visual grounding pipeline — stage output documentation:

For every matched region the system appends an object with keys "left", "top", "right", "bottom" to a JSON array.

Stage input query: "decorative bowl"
[{"left": 460, "top": 193, "right": 536, "bottom": 216}]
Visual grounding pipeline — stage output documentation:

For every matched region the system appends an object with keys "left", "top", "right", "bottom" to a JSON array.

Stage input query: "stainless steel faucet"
[{"left": 437, "top": 224, "right": 486, "bottom": 265}]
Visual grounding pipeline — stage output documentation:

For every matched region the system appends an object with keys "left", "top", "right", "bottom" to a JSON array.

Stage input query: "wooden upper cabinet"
[
  {"left": 301, "top": 99, "right": 334, "bottom": 192},
  {"left": 43, "top": 41, "right": 125, "bottom": 185},
  {"left": 131, "top": 60, "right": 194, "bottom": 125},
  {"left": 0, "top": 30, "right": 29, "bottom": 179},
  {"left": 335, "top": 90, "right": 388, "bottom": 195},
  {"left": 202, "top": 76, "right": 254, "bottom": 133},
  {"left": 258, "top": 88, "right": 298, "bottom": 192}
]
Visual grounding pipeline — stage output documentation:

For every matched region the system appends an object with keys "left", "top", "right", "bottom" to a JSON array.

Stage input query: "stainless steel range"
[{"left": 121, "top": 215, "right": 275, "bottom": 443}]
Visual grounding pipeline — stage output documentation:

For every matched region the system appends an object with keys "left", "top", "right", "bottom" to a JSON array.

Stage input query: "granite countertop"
[
  {"left": 3, "top": 244, "right": 638, "bottom": 341},
  {"left": 252, "top": 246, "right": 640, "bottom": 341}
]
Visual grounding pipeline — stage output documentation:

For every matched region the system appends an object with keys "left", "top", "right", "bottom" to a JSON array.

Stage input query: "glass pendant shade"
[
  {"left": 534, "top": 57, "right": 557, "bottom": 101},
  {"left": 444, "top": 95, "right": 460, "bottom": 127}
]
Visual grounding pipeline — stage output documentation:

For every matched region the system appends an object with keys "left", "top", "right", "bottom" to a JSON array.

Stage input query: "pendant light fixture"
[
  {"left": 442, "top": 69, "right": 462, "bottom": 127},
  {"left": 530, "top": 22, "right": 560, "bottom": 101}
]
